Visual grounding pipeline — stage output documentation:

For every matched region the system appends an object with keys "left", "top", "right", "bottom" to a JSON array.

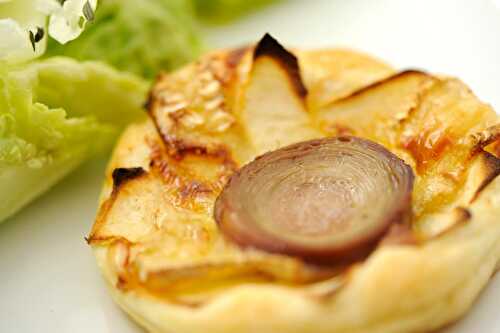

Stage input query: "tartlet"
[{"left": 88, "top": 35, "right": 500, "bottom": 333}]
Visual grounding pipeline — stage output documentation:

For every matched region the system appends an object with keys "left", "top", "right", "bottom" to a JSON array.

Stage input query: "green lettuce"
[
  {"left": 0, "top": 57, "right": 148, "bottom": 222},
  {"left": 192, "top": 0, "right": 281, "bottom": 23},
  {"left": 45, "top": 0, "right": 203, "bottom": 79}
]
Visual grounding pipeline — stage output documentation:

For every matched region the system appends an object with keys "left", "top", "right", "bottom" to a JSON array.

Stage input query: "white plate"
[{"left": 1, "top": 0, "right": 500, "bottom": 331}]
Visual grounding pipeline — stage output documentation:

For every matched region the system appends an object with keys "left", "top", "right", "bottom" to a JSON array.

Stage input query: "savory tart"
[{"left": 88, "top": 34, "right": 500, "bottom": 333}]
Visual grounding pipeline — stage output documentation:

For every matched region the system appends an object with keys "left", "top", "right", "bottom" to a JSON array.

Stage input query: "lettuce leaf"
[
  {"left": 0, "top": 57, "right": 148, "bottom": 222},
  {"left": 45, "top": 0, "right": 203, "bottom": 79}
]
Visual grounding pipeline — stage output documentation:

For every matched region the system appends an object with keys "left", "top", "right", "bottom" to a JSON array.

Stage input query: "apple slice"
[
  {"left": 314, "top": 70, "right": 437, "bottom": 147},
  {"left": 241, "top": 34, "right": 321, "bottom": 155}
]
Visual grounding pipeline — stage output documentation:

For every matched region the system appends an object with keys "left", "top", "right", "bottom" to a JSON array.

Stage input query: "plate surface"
[{"left": 1, "top": 0, "right": 500, "bottom": 332}]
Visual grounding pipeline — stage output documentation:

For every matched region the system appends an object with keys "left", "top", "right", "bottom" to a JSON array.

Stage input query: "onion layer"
[{"left": 214, "top": 136, "right": 414, "bottom": 264}]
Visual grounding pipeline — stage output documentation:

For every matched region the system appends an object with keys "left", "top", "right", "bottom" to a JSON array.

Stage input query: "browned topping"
[
  {"left": 150, "top": 135, "right": 237, "bottom": 167},
  {"left": 148, "top": 139, "right": 237, "bottom": 206},
  {"left": 253, "top": 33, "right": 307, "bottom": 98},
  {"left": 215, "top": 136, "right": 414, "bottom": 264},
  {"left": 469, "top": 152, "right": 500, "bottom": 203},
  {"left": 401, "top": 128, "right": 453, "bottom": 174}
]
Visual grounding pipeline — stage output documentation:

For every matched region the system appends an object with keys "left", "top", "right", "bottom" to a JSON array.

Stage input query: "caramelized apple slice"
[
  {"left": 215, "top": 136, "right": 414, "bottom": 264},
  {"left": 241, "top": 34, "right": 321, "bottom": 155}
]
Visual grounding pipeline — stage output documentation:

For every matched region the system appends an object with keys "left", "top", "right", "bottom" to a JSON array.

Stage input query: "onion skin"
[{"left": 214, "top": 136, "right": 415, "bottom": 264}]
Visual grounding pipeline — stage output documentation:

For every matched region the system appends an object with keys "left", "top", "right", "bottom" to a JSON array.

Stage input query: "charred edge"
[
  {"left": 332, "top": 69, "right": 434, "bottom": 105},
  {"left": 253, "top": 33, "right": 307, "bottom": 98},
  {"left": 112, "top": 167, "right": 146, "bottom": 189},
  {"left": 470, "top": 152, "right": 500, "bottom": 203}
]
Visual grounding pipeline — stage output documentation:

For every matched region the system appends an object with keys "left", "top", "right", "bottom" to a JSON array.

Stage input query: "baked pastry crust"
[{"left": 88, "top": 39, "right": 500, "bottom": 333}]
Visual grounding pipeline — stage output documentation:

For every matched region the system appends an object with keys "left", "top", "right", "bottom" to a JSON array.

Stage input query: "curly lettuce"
[{"left": 0, "top": 57, "right": 147, "bottom": 222}]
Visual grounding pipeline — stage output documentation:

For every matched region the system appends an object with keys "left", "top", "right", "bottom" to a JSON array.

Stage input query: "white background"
[{"left": 1, "top": 0, "right": 499, "bottom": 332}]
